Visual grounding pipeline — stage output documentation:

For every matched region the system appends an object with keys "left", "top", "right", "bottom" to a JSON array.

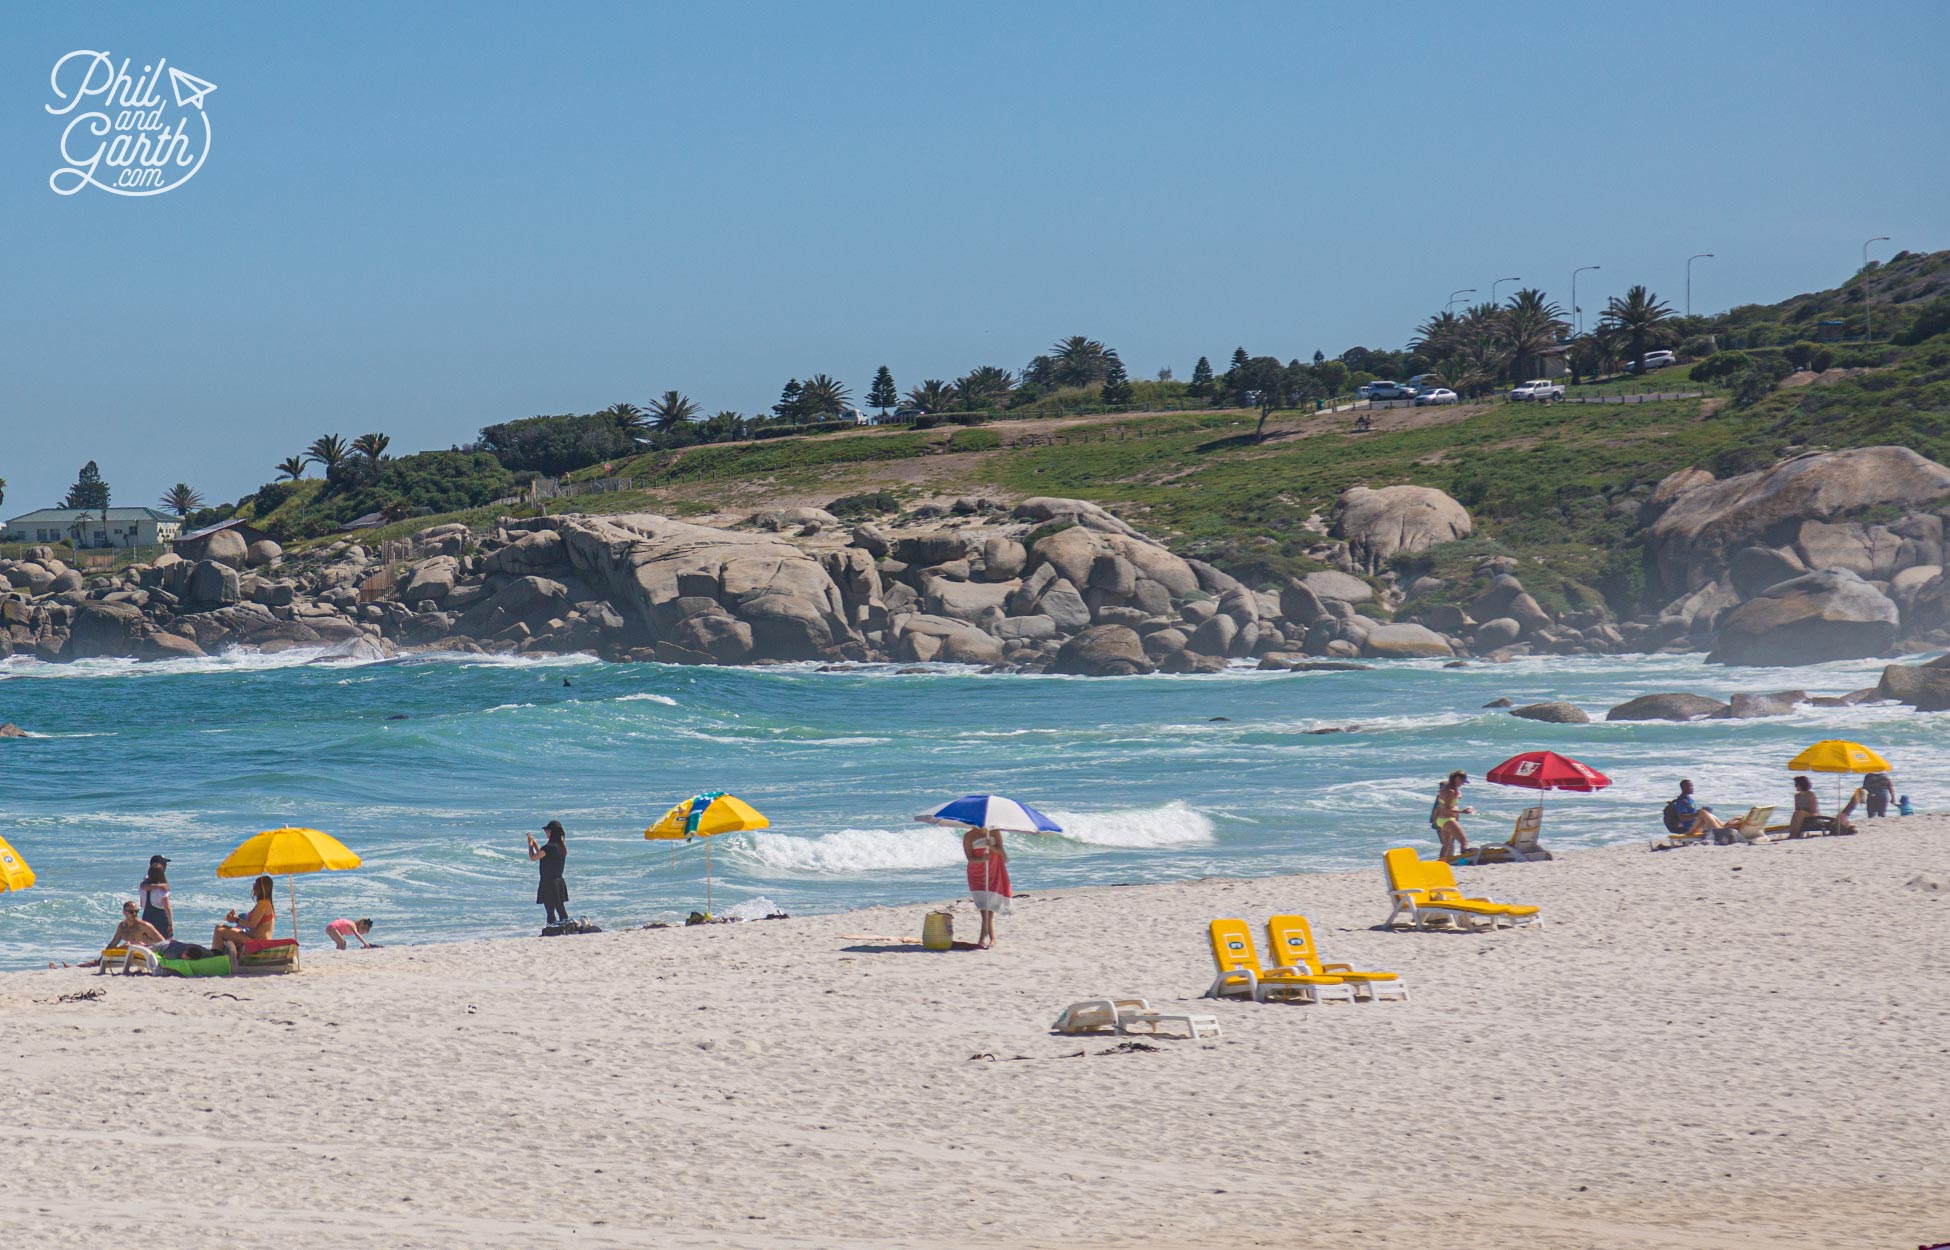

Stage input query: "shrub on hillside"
[
  {"left": 827, "top": 490, "right": 899, "bottom": 519},
  {"left": 947, "top": 427, "right": 1002, "bottom": 452},
  {"left": 479, "top": 413, "right": 638, "bottom": 475},
  {"left": 1897, "top": 296, "right": 1950, "bottom": 346},
  {"left": 327, "top": 451, "right": 514, "bottom": 522},
  {"left": 250, "top": 481, "right": 297, "bottom": 514},
  {"left": 1785, "top": 341, "right": 1835, "bottom": 372},
  {"left": 1689, "top": 351, "right": 1752, "bottom": 384}
]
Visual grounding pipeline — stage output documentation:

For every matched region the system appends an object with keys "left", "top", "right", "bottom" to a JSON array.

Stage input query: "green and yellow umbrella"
[
  {"left": 0, "top": 834, "right": 35, "bottom": 894},
  {"left": 646, "top": 793, "right": 768, "bottom": 918},
  {"left": 218, "top": 827, "right": 362, "bottom": 940}
]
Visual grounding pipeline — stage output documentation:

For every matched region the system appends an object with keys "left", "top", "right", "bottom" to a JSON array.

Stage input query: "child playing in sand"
[{"left": 325, "top": 917, "right": 375, "bottom": 949}]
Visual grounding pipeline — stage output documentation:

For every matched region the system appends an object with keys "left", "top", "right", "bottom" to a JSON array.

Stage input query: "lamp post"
[
  {"left": 1492, "top": 276, "right": 1520, "bottom": 308},
  {"left": 1446, "top": 288, "right": 1476, "bottom": 313},
  {"left": 1572, "top": 265, "right": 1600, "bottom": 336},
  {"left": 1686, "top": 253, "right": 1713, "bottom": 317},
  {"left": 1863, "top": 237, "right": 1889, "bottom": 342}
]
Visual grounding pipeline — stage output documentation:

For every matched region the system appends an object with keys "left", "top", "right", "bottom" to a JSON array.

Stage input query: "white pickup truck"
[{"left": 1509, "top": 379, "right": 1565, "bottom": 402}]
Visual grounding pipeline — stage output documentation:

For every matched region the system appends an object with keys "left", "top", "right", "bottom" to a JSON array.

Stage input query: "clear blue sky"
[{"left": 3, "top": 1, "right": 1945, "bottom": 513}]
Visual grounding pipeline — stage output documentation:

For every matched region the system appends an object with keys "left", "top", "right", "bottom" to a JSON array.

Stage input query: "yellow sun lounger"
[
  {"left": 1264, "top": 914, "right": 1408, "bottom": 1002},
  {"left": 1204, "top": 918, "right": 1356, "bottom": 1004},
  {"left": 1382, "top": 847, "right": 1542, "bottom": 931}
]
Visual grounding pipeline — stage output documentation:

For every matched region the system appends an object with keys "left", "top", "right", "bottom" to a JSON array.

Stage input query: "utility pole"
[
  {"left": 1862, "top": 237, "right": 1890, "bottom": 342},
  {"left": 1686, "top": 254, "right": 1713, "bottom": 317},
  {"left": 1572, "top": 266, "right": 1600, "bottom": 336},
  {"left": 1446, "top": 288, "right": 1475, "bottom": 313},
  {"left": 1492, "top": 276, "right": 1519, "bottom": 308}
]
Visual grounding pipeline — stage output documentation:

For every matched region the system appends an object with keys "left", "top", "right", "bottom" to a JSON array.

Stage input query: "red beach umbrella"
[{"left": 1487, "top": 750, "right": 1611, "bottom": 793}]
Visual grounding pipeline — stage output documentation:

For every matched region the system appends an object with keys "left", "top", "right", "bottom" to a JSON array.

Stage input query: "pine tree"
[
  {"left": 867, "top": 365, "right": 898, "bottom": 415},
  {"left": 774, "top": 379, "right": 804, "bottom": 422},
  {"left": 1099, "top": 352, "right": 1132, "bottom": 406},
  {"left": 64, "top": 461, "right": 109, "bottom": 511},
  {"left": 1188, "top": 355, "right": 1214, "bottom": 396},
  {"left": 1312, "top": 350, "right": 1325, "bottom": 366}
]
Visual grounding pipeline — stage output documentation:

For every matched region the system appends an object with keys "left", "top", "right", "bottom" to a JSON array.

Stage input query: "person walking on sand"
[
  {"left": 137, "top": 855, "right": 174, "bottom": 940},
  {"left": 1863, "top": 769, "right": 1895, "bottom": 819},
  {"left": 528, "top": 821, "right": 570, "bottom": 928},
  {"left": 1431, "top": 770, "right": 1474, "bottom": 860},
  {"left": 962, "top": 825, "right": 1011, "bottom": 949}
]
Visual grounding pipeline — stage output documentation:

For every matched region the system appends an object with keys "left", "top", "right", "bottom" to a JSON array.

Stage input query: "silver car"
[{"left": 1413, "top": 387, "right": 1459, "bottom": 406}]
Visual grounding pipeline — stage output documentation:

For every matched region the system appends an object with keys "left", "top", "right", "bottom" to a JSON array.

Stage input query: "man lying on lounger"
[{"left": 1664, "top": 779, "right": 1729, "bottom": 839}]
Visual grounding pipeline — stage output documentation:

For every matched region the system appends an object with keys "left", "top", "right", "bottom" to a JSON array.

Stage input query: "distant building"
[
  {"left": 169, "top": 517, "right": 274, "bottom": 555},
  {"left": 2, "top": 507, "right": 182, "bottom": 548},
  {"left": 1534, "top": 344, "right": 1573, "bottom": 379}
]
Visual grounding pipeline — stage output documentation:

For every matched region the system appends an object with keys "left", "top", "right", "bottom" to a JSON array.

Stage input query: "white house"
[{"left": 2, "top": 507, "right": 183, "bottom": 549}]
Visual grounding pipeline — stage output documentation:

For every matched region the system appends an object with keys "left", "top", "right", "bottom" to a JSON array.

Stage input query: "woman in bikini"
[
  {"left": 1431, "top": 770, "right": 1475, "bottom": 861},
  {"left": 213, "top": 875, "right": 277, "bottom": 963}
]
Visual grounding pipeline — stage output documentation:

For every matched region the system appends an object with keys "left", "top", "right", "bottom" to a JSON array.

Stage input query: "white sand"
[{"left": 3, "top": 819, "right": 1948, "bottom": 1249}]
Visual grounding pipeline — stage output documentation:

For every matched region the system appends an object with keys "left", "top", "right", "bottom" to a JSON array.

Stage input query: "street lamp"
[
  {"left": 1572, "top": 265, "right": 1600, "bottom": 336},
  {"left": 1686, "top": 253, "right": 1713, "bottom": 317},
  {"left": 1863, "top": 237, "right": 1890, "bottom": 342},
  {"left": 1446, "top": 288, "right": 1476, "bottom": 313},
  {"left": 1492, "top": 276, "right": 1520, "bottom": 308}
]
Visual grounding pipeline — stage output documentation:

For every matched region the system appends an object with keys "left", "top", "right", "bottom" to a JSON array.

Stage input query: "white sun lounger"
[{"left": 1052, "top": 997, "right": 1221, "bottom": 1040}]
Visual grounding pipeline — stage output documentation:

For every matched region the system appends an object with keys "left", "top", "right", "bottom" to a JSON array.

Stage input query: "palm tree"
[
  {"left": 276, "top": 456, "right": 308, "bottom": 481},
  {"left": 352, "top": 432, "right": 391, "bottom": 466},
  {"left": 798, "top": 374, "right": 851, "bottom": 417},
  {"left": 1431, "top": 357, "right": 1485, "bottom": 398},
  {"left": 306, "top": 434, "right": 349, "bottom": 477},
  {"left": 1049, "top": 336, "right": 1111, "bottom": 386},
  {"left": 1570, "top": 325, "right": 1624, "bottom": 381},
  {"left": 905, "top": 380, "right": 955, "bottom": 414},
  {"left": 701, "top": 410, "right": 747, "bottom": 442},
  {"left": 598, "top": 402, "right": 649, "bottom": 443},
  {"left": 1412, "top": 310, "right": 1464, "bottom": 360},
  {"left": 954, "top": 365, "right": 1016, "bottom": 409},
  {"left": 648, "top": 390, "right": 702, "bottom": 433},
  {"left": 1497, "top": 288, "right": 1569, "bottom": 381},
  {"left": 159, "top": 483, "right": 204, "bottom": 517},
  {"left": 1602, "top": 285, "right": 1678, "bottom": 374}
]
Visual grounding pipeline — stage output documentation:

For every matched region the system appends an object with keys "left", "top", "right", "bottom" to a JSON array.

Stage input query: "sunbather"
[
  {"left": 1788, "top": 775, "right": 1853, "bottom": 837},
  {"left": 213, "top": 874, "right": 277, "bottom": 961},
  {"left": 111, "top": 901, "right": 167, "bottom": 951},
  {"left": 1664, "top": 779, "right": 1728, "bottom": 838}
]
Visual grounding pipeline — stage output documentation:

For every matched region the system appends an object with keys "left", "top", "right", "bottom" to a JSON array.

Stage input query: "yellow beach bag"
[{"left": 922, "top": 911, "right": 954, "bottom": 951}]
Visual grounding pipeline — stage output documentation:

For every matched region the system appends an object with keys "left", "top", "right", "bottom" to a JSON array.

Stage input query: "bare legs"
[{"left": 1437, "top": 818, "right": 1469, "bottom": 860}]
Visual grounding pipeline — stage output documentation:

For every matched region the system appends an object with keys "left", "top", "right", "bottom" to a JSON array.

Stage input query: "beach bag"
[
  {"left": 922, "top": 911, "right": 954, "bottom": 952},
  {"left": 1661, "top": 800, "right": 1690, "bottom": 834}
]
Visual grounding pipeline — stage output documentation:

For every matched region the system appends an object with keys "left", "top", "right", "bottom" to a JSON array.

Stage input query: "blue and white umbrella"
[{"left": 916, "top": 794, "right": 1062, "bottom": 835}]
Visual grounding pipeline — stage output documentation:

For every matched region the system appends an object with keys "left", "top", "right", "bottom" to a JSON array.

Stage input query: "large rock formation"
[
  {"left": 1606, "top": 692, "right": 1730, "bottom": 721},
  {"left": 1332, "top": 485, "right": 1472, "bottom": 573},
  {"left": 1646, "top": 447, "right": 1950, "bottom": 597},
  {"left": 1706, "top": 569, "right": 1900, "bottom": 666}
]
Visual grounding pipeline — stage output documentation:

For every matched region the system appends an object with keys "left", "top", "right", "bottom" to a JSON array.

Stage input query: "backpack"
[{"left": 1661, "top": 800, "right": 1690, "bottom": 834}]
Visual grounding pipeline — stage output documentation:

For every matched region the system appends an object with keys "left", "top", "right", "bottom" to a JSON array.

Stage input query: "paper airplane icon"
[{"left": 168, "top": 67, "right": 217, "bottom": 110}]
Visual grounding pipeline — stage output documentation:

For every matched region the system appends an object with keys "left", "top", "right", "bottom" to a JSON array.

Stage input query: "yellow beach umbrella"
[
  {"left": 646, "top": 792, "right": 768, "bottom": 917},
  {"left": 218, "top": 827, "right": 362, "bottom": 940},
  {"left": 1787, "top": 740, "right": 1890, "bottom": 774},
  {"left": 1787, "top": 740, "right": 1891, "bottom": 811},
  {"left": 0, "top": 835, "right": 35, "bottom": 893}
]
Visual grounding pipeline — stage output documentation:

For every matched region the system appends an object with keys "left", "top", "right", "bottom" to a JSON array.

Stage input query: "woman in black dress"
[{"left": 527, "top": 820, "right": 570, "bottom": 928}]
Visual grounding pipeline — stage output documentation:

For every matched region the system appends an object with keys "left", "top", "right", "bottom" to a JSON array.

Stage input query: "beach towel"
[{"left": 158, "top": 954, "right": 234, "bottom": 978}]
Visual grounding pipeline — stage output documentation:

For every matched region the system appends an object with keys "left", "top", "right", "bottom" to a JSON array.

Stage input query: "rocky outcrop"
[
  {"left": 1332, "top": 485, "right": 1472, "bottom": 573},
  {"left": 1051, "top": 625, "right": 1154, "bottom": 676},
  {"left": 1646, "top": 447, "right": 1950, "bottom": 597},
  {"left": 1510, "top": 701, "right": 1590, "bottom": 724},
  {"left": 1877, "top": 657, "right": 1950, "bottom": 710},
  {"left": 1606, "top": 692, "right": 1730, "bottom": 721},
  {"left": 1706, "top": 569, "right": 1900, "bottom": 666},
  {"left": 1361, "top": 623, "right": 1454, "bottom": 659}
]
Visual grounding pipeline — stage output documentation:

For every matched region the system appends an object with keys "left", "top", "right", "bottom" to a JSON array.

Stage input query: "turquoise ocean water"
[{"left": 0, "top": 648, "right": 1940, "bottom": 969}]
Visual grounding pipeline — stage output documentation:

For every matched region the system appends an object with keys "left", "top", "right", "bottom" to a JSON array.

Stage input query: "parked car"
[
  {"left": 893, "top": 405, "right": 925, "bottom": 420},
  {"left": 1355, "top": 383, "right": 1374, "bottom": 399},
  {"left": 1413, "top": 387, "right": 1459, "bottom": 406},
  {"left": 1625, "top": 349, "right": 1678, "bottom": 373},
  {"left": 1509, "top": 379, "right": 1565, "bottom": 402},
  {"left": 1366, "top": 380, "right": 1414, "bottom": 400}
]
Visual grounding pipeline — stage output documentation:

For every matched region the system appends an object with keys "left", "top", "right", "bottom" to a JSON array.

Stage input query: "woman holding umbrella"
[{"left": 963, "top": 826, "right": 1011, "bottom": 949}]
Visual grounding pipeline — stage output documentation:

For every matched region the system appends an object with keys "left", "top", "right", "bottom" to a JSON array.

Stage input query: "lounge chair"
[
  {"left": 1660, "top": 804, "right": 1774, "bottom": 848},
  {"left": 235, "top": 937, "right": 301, "bottom": 973},
  {"left": 1381, "top": 847, "right": 1542, "bottom": 931},
  {"left": 1052, "top": 997, "right": 1221, "bottom": 1039},
  {"left": 1264, "top": 914, "right": 1408, "bottom": 1002},
  {"left": 1204, "top": 918, "right": 1357, "bottom": 1004},
  {"left": 1767, "top": 790, "right": 1862, "bottom": 838},
  {"left": 1457, "top": 806, "right": 1550, "bottom": 864}
]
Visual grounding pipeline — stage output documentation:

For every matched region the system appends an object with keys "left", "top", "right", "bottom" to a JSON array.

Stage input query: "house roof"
[
  {"left": 6, "top": 507, "right": 179, "bottom": 525},
  {"left": 171, "top": 517, "right": 272, "bottom": 545}
]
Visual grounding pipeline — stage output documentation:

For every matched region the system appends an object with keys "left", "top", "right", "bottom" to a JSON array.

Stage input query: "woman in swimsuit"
[
  {"left": 1431, "top": 770, "right": 1476, "bottom": 861},
  {"left": 962, "top": 826, "right": 1011, "bottom": 949},
  {"left": 213, "top": 875, "right": 277, "bottom": 963}
]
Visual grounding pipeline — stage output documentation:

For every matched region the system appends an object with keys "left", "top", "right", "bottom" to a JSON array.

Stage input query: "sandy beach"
[{"left": 3, "top": 819, "right": 1947, "bottom": 1250}]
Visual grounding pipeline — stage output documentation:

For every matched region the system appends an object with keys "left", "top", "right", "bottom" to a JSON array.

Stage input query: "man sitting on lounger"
[
  {"left": 110, "top": 901, "right": 167, "bottom": 952},
  {"left": 1664, "top": 779, "right": 1728, "bottom": 839}
]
